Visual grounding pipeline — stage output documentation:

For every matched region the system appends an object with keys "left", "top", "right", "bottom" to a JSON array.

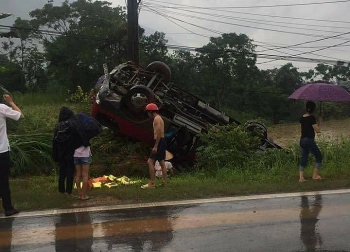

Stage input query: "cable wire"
[
  {"left": 143, "top": 5, "right": 350, "bottom": 41},
  {"left": 144, "top": 0, "right": 350, "bottom": 24},
  {"left": 147, "top": 7, "right": 349, "bottom": 64},
  {"left": 146, "top": 0, "right": 350, "bottom": 9},
  {"left": 145, "top": 2, "right": 350, "bottom": 30}
]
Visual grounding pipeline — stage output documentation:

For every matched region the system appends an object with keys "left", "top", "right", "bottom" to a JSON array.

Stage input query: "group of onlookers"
[{"left": 0, "top": 95, "right": 323, "bottom": 217}]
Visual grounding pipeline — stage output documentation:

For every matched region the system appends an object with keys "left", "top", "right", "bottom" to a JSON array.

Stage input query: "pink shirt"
[{"left": 74, "top": 146, "right": 91, "bottom": 157}]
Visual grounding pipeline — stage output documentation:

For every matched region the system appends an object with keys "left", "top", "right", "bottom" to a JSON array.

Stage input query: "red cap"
[{"left": 145, "top": 103, "right": 159, "bottom": 111}]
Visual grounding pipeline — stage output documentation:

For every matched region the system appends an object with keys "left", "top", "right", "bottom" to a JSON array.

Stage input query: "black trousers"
[
  {"left": 58, "top": 155, "right": 75, "bottom": 194},
  {"left": 0, "top": 151, "right": 13, "bottom": 211}
]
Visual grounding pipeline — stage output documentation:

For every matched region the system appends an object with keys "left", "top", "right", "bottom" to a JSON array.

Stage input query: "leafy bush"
[
  {"left": 195, "top": 124, "right": 260, "bottom": 173},
  {"left": 67, "top": 85, "right": 94, "bottom": 103},
  {"left": 9, "top": 133, "right": 55, "bottom": 175}
]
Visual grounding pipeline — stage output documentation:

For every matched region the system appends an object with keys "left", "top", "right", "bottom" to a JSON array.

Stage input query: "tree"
[
  {"left": 30, "top": 0, "right": 129, "bottom": 91},
  {"left": 0, "top": 54, "right": 22, "bottom": 92},
  {"left": 314, "top": 63, "right": 333, "bottom": 82},
  {"left": 274, "top": 63, "right": 302, "bottom": 94},
  {"left": 1, "top": 18, "right": 38, "bottom": 90},
  {"left": 196, "top": 33, "right": 258, "bottom": 108},
  {"left": 140, "top": 31, "right": 168, "bottom": 65}
]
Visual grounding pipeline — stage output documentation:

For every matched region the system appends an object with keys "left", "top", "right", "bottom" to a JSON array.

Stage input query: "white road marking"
[{"left": 2, "top": 188, "right": 350, "bottom": 219}]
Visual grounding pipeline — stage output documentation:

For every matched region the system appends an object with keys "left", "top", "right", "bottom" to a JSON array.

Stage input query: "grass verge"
[{"left": 8, "top": 168, "right": 350, "bottom": 212}]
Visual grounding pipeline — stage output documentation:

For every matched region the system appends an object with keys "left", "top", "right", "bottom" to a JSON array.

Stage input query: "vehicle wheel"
[
  {"left": 122, "top": 85, "right": 157, "bottom": 114},
  {"left": 244, "top": 121, "right": 268, "bottom": 146},
  {"left": 146, "top": 61, "right": 171, "bottom": 84}
]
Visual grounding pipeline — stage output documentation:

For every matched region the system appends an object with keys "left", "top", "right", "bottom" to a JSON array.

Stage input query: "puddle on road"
[{"left": 0, "top": 194, "right": 349, "bottom": 251}]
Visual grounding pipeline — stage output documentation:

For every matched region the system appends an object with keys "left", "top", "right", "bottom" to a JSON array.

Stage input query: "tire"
[
  {"left": 146, "top": 61, "right": 171, "bottom": 84},
  {"left": 121, "top": 85, "right": 157, "bottom": 114},
  {"left": 244, "top": 121, "right": 268, "bottom": 146}
]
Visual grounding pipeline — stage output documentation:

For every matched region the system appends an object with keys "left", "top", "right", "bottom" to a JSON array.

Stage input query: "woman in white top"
[{"left": 73, "top": 145, "right": 92, "bottom": 200}]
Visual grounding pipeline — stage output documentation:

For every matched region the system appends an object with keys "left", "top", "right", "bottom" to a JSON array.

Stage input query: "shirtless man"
[{"left": 141, "top": 103, "right": 167, "bottom": 189}]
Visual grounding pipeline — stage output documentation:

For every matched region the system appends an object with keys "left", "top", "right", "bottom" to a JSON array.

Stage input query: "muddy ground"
[{"left": 268, "top": 118, "right": 350, "bottom": 148}]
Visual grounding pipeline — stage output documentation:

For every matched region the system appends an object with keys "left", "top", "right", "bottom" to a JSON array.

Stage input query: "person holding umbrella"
[
  {"left": 289, "top": 83, "right": 350, "bottom": 182},
  {"left": 298, "top": 101, "right": 323, "bottom": 182}
]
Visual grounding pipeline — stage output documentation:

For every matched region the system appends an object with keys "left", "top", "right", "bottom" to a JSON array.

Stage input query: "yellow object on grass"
[
  {"left": 75, "top": 175, "right": 141, "bottom": 189},
  {"left": 105, "top": 182, "right": 119, "bottom": 188},
  {"left": 92, "top": 182, "right": 102, "bottom": 188}
]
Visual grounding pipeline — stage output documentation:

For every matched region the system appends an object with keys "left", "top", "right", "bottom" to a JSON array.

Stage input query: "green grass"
[
  {"left": 9, "top": 168, "right": 350, "bottom": 211},
  {"left": 9, "top": 139, "right": 350, "bottom": 211},
  {"left": 4, "top": 92, "right": 350, "bottom": 212}
]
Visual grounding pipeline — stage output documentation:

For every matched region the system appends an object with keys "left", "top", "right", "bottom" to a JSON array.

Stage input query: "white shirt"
[
  {"left": 0, "top": 104, "right": 21, "bottom": 153},
  {"left": 155, "top": 161, "right": 173, "bottom": 177}
]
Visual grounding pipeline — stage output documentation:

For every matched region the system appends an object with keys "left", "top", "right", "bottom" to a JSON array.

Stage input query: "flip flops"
[{"left": 141, "top": 183, "right": 155, "bottom": 189}]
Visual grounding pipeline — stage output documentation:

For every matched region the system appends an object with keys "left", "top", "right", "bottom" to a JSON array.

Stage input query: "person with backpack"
[
  {"left": 0, "top": 94, "right": 23, "bottom": 216},
  {"left": 53, "top": 106, "right": 76, "bottom": 196},
  {"left": 72, "top": 113, "right": 102, "bottom": 200},
  {"left": 53, "top": 107, "right": 102, "bottom": 199}
]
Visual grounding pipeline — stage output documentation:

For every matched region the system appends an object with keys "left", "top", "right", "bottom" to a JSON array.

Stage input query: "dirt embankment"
[{"left": 267, "top": 118, "right": 350, "bottom": 148}]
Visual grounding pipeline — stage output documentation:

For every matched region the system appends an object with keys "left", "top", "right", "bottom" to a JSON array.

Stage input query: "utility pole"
[{"left": 127, "top": 0, "right": 140, "bottom": 64}]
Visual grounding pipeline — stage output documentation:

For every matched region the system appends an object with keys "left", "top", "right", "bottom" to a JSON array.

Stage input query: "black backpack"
[{"left": 76, "top": 113, "right": 103, "bottom": 142}]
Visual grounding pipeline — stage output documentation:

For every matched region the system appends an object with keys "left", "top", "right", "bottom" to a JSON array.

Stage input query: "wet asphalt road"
[{"left": 0, "top": 190, "right": 350, "bottom": 252}]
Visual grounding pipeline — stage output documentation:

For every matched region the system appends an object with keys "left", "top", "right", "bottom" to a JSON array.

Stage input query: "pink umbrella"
[
  {"left": 288, "top": 83, "right": 350, "bottom": 102},
  {"left": 288, "top": 83, "right": 350, "bottom": 115}
]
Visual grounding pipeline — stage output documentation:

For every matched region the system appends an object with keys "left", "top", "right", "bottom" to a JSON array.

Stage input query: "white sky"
[
  {"left": 1, "top": 0, "right": 350, "bottom": 72},
  {"left": 110, "top": 0, "right": 350, "bottom": 72}
]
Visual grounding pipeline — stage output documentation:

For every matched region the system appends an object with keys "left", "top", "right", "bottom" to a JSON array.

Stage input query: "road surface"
[{"left": 1, "top": 189, "right": 350, "bottom": 251}]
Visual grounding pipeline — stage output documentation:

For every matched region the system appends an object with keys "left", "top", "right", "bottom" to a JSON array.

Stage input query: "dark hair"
[{"left": 306, "top": 101, "right": 316, "bottom": 113}]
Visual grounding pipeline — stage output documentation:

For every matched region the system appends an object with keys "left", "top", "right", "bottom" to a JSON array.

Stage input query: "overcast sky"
[{"left": 2, "top": 0, "right": 350, "bottom": 71}]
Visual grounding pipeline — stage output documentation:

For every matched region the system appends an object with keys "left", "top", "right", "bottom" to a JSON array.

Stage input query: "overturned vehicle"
[{"left": 91, "top": 61, "right": 281, "bottom": 165}]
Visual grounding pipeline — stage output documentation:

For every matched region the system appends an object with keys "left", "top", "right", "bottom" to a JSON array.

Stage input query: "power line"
[
  {"left": 143, "top": 6, "right": 350, "bottom": 64},
  {"left": 143, "top": 5, "right": 350, "bottom": 41},
  {"left": 141, "top": 5, "right": 212, "bottom": 39},
  {"left": 145, "top": 2, "right": 350, "bottom": 30},
  {"left": 0, "top": 25, "right": 125, "bottom": 43},
  {"left": 2, "top": 20, "right": 349, "bottom": 66},
  {"left": 258, "top": 39, "right": 350, "bottom": 64},
  {"left": 145, "top": 0, "right": 350, "bottom": 9},
  {"left": 163, "top": 43, "right": 350, "bottom": 65},
  {"left": 257, "top": 42, "right": 348, "bottom": 62},
  {"left": 150, "top": 8, "right": 348, "bottom": 61},
  {"left": 254, "top": 41, "right": 350, "bottom": 50},
  {"left": 145, "top": 0, "right": 350, "bottom": 24}
]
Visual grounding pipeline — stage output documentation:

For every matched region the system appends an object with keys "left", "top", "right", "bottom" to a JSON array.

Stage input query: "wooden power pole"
[{"left": 127, "top": 0, "right": 140, "bottom": 64}]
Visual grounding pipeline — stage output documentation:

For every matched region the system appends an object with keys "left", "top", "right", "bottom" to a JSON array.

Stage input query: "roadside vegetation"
[
  {"left": 2, "top": 0, "right": 350, "bottom": 211},
  {"left": 4, "top": 92, "right": 350, "bottom": 211}
]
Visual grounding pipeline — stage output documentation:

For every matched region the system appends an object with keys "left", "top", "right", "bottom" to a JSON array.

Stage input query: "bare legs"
[
  {"left": 142, "top": 158, "right": 167, "bottom": 188},
  {"left": 158, "top": 160, "right": 167, "bottom": 186},
  {"left": 312, "top": 168, "right": 322, "bottom": 180},
  {"left": 299, "top": 171, "right": 306, "bottom": 183},
  {"left": 147, "top": 158, "right": 156, "bottom": 186},
  {"left": 75, "top": 164, "right": 90, "bottom": 199},
  {"left": 299, "top": 168, "right": 322, "bottom": 182}
]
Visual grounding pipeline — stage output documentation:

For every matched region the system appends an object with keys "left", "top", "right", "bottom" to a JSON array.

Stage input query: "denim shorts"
[{"left": 74, "top": 156, "right": 92, "bottom": 165}]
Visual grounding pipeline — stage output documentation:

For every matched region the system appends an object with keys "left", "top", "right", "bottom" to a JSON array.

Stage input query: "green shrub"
[
  {"left": 195, "top": 124, "right": 260, "bottom": 173},
  {"left": 9, "top": 133, "right": 55, "bottom": 175}
]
